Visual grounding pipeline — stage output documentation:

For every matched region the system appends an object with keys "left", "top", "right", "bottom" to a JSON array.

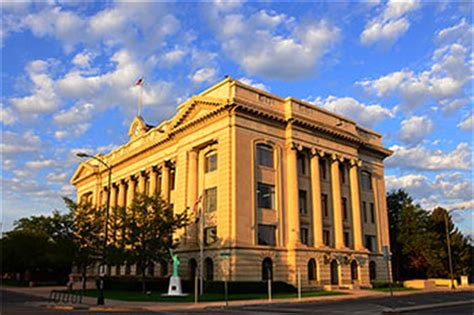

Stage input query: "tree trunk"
[
  {"left": 82, "top": 263, "right": 87, "bottom": 291},
  {"left": 141, "top": 263, "right": 147, "bottom": 293}
]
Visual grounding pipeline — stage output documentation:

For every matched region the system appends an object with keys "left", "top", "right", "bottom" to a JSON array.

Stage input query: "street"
[{"left": 1, "top": 289, "right": 473, "bottom": 314}]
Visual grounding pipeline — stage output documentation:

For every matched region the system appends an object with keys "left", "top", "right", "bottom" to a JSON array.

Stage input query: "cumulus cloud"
[
  {"left": 238, "top": 77, "right": 269, "bottom": 92},
  {"left": 386, "top": 142, "right": 471, "bottom": 171},
  {"left": 1, "top": 131, "right": 41, "bottom": 157},
  {"left": 457, "top": 112, "right": 473, "bottom": 131},
  {"left": 0, "top": 105, "right": 16, "bottom": 125},
  {"left": 314, "top": 95, "right": 393, "bottom": 128},
  {"left": 209, "top": 8, "right": 340, "bottom": 80},
  {"left": 357, "top": 38, "right": 472, "bottom": 111},
  {"left": 25, "top": 159, "right": 56, "bottom": 169},
  {"left": 72, "top": 50, "right": 94, "bottom": 69},
  {"left": 360, "top": 0, "right": 420, "bottom": 46},
  {"left": 398, "top": 115, "right": 433, "bottom": 144},
  {"left": 190, "top": 67, "right": 218, "bottom": 84}
]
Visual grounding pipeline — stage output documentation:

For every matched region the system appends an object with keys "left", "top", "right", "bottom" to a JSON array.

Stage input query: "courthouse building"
[{"left": 71, "top": 77, "right": 392, "bottom": 289}]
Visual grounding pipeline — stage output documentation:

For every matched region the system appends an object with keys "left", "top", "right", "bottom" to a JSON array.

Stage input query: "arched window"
[
  {"left": 308, "top": 259, "right": 317, "bottom": 281},
  {"left": 369, "top": 261, "right": 376, "bottom": 282},
  {"left": 160, "top": 261, "right": 168, "bottom": 277},
  {"left": 256, "top": 144, "right": 274, "bottom": 168},
  {"left": 262, "top": 257, "right": 273, "bottom": 281},
  {"left": 330, "top": 260, "right": 339, "bottom": 285},
  {"left": 204, "top": 258, "right": 214, "bottom": 281},
  {"left": 351, "top": 261, "right": 358, "bottom": 281},
  {"left": 189, "top": 258, "right": 197, "bottom": 280}
]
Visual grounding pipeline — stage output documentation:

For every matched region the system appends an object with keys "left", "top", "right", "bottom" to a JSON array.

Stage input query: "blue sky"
[{"left": 1, "top": 1, "right": 472, "bottom": 237}]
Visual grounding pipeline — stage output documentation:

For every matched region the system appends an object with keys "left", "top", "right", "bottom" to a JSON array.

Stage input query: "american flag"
[{"left": 134, "top": 77, "right": 144, "bottom": 86}]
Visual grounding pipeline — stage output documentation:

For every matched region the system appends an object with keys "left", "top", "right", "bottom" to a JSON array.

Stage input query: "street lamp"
[
  {"left": 76, "top": 152, "right": 112, "bottom": 305},
  {"left": 443, "top": 206, "right": 465, "bottom": 290}
]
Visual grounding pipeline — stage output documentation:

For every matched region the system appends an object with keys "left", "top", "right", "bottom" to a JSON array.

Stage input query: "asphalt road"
[{"left": 1, "top": 289, "right": 473, "bottom": 314}]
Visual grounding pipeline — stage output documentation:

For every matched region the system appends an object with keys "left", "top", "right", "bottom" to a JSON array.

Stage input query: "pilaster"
[
  {"left": 310, "top": 148, "right": 324, "bottom": 248},
  {"left": 330, "top": 154, "right": 344, "bottom": 249},
  {"left": 349, "top": 159, "right": 364, "bottom": 251}
]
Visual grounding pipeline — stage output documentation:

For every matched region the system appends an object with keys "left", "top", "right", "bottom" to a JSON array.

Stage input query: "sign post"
[{"left": 220, "top": 251, "right": 231, "bottom": 307}]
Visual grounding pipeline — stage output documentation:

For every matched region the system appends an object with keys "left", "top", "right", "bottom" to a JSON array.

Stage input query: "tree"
[
  {"left": 122, "top": 193, "right": 188, "bottom": 292},
  {"left": 65, "top": 197, "right": 104, "bottom": 290}
]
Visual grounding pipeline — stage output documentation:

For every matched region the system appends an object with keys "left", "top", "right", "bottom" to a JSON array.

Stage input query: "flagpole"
[{"left": 138, "top": 83, "right": 143, "bottom": 117}]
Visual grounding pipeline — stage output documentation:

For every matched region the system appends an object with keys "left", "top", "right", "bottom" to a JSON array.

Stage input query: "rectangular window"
[
  {"left": 257, "top": 224, "right": 276, "bottom": 246},
  {"left": 361, "top": 171, "right": 372, "bottom": 191},
  {"left": 322, "top": 194, "right": 329, "bottom": 217},
  {"left": 339, "top": 164, "right": 346, "bottom": 184},
  {"left": 344, "top": 231, "right": 350, "bottom": 247},
  {"left": 204, "top": 187, "right": 217, "bottom": 212},
  {"left": 205, "top": 153, "right": 218, "bottom": 173},
  {"left": 297, "top": 153, "right": 306, "bottom": 175},
  {"left": 365, "top": 235, "right": 376, "bottom": 251},
  {"left": 299, "top": 190, "right": 307, "bottom": 215},
  {"left": 323, "top": 230, "right": 330, "bottom": 246},
  {"left": 342, "top": 197, "right": 348, "bottom": 220},
  {"left": 363, "top": 201, "right": 367, "bottom": 223},
  {"left": 370, "top": 203, "right": 375, "bottom": 223},
  {"left": 300, "top": 227, "right": 309, "bottom": 245},
  {"left": 204, "top": 226, "right": 217, "bottom": 245},
  {"left": 257, "top": 183, "right": 275, "bottom": 209},
  {"left": 319, "top": 159, "right": 327, "bottom": 180},
  {"left": 257, "top": 144, "right": 274, "bottom": 168}
]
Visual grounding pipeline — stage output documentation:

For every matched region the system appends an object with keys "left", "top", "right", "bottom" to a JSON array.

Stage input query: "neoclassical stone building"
[{"left": 71, "top": 77, "right": 392, "bottom": 289}]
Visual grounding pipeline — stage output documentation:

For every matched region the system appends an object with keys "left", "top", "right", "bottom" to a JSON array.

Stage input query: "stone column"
[
  {"left": 126, "top": 176, "right": 136, "bottom": 207},
  {"left": 330, "top": 155, "right": 344, "bottom": 249},
  {"left": 286, "top": 143, "right": 299, "bottom": 246},
  {"left": 117, "top": 180, "right": 126, "bottom": 207},
  {"left": 372, "top": 175, "right": 383, "bottom": 253},
  {"left": 187, "top": 150, "right": 198, "bottom": 210},
  {"left": 161, "top": 161, "right": 170, "bottom": 202},
  {"left": 138, "top": 171, "right": 146, "bottom": 194},
  {"left": 349, "top": 159, "right": 364, "bottom": 251},
  {"left": 149, "top": 166, "right": 157, "bottom": 196},
  {"left": 310, "top": 149, "right": 324, "bottom": 247}
]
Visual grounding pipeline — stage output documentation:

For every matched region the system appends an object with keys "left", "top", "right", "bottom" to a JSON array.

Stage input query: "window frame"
[
  {"left": 204, "top": 187, "right": 217, "bottom": 212},
  {"left": 256, "top": 143, "right": 274, "bottom": 168},
  {"left": 204, "top": 151, "right": 218, "bottom": 173},
  {"left": 257, "top": 183, "right": 275, "bottom": 210},
  {"left": 257, "top": 224, "right": 276, "bottom": 246},
  {"left": 299, "top": 190, "right": 308, "bottom": 215}
]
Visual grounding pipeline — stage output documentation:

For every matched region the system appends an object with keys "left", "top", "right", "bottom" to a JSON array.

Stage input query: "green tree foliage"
[
  {"left": 387, "top": 190, "right": 473, "bottom": 281},
  {"left": 119, "top": 193, "right": 189, "bottom": 292}
]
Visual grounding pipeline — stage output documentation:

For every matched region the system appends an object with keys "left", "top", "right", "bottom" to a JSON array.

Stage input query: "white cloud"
[
  {"left": 398, "top": 115, "right": 433, "bottom": 144},
  {"left": 238, "top": 77, "right": 269, "bottom": 92},
  {"left": 386, "top": 142, "right": 471, "bottom": 171},
  {"left": 72, "top": 51, "right": 94, "bottom": 69},
  {"left": 210, "top": 8, "right": 340, "bottom": 80},
  {"left": 457, "top": 112, "right": 473, "bottom": 131},
  {"left": 436, "top": 18, "right": 473, "bottom": 47},
  {"left": 46, "top": 171, "right": 69, "bottom": 183},
  {"left": 54, "top": 103, "right": 95, "bottom": 125},
  {"left": 190, "top": 67, "right": 218, "bottom": 84},
  {"left": 25, "top": 159, "right": 56, "bottom": 169},
  {"left": 10, "top": 59, "right": 59, "bottom": 114},
  {"left": 0, "top": 105, "right": 16, "bottom": 125},
  {"left": 360, "top": 0, "right": 420, "bottom": 46},
  {"left": 160, "top": 48, "right": 187, "bottom": 67},
  {"left": 1, "top": 131, "right": 41, "bottom": 157},
  {"left": 314, "top": 95, "right": 393, "bottom": 128}
]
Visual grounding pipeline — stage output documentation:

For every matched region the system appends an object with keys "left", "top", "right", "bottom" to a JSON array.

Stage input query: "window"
[
  {"left": 204, "top": 226, "right": 217, "bottom": 245},
  {"left": 342, "top": 197, "right": 348, "bottom": 220},
  {"left": 308, "top": 259, "right": 317, "bottom": 281},
  {"left": 262, "top": 258, "right": 273, "bottom": 281},
  {"left": 204, "top": 258, "right": 214, "bottom": 281},
  {"left": 257, "top": 183, "right": 275, "bottom": 209},
  {"left": 204, "top": 187, "right": 217, "bottom": 212},
  {"left": 323, "top": 230, "right": 330, "bottom": 246},
  {"left": 339, "top": 163, "right": 346, "bottom": 184},
  {"left": 361, "top": 171, "right": 372, "bottom": 190},
  {"left": 363, "top": 201, "right": 367, "bottom": 223},
  {"left": 205, "top": 152, "right": 218, "bottom": 173},
  {"left": 299, "top": 190, "right": 308, "bottom": 215},
  {"left": 258, "top": 224, "right": 276, "bottom": 246},
  {"left": 319, "top": 159, "right": 327, "bottom": 180},
  {"left": 257, "top": 144, "right": 274, "bottom": 168},
  {"left": 322, "top": 194, "right": 329, "bottom": 217},
  {"left": 297, "top": 153, "right": 306, "bottom": 175},
  {"left": 370, "top": 203, "right": 375, "bottom": 223},
  {"left": 300, "top": 227, "right": 309, "bottom": 245},
  {"left": 343, "top": 231, "right": 350, "bottom": 247},
  {"left": 365, "top": 235, "right": 376, "bottom": 252}
]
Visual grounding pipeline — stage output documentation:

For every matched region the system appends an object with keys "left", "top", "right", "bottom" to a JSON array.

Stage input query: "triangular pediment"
[
  {"left": 171, "top": 96, "right": 226, "bottom": 129},
  {"left": 128, "top": 116, "right": 151, "bottom": 140},
  {"left": 70, "top": 162, "right": 97, "bottom": 185}
]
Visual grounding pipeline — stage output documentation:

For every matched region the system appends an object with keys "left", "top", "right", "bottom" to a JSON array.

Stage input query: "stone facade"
[{"left": 71, "top": 77, "right": 392, "bottom": 289}]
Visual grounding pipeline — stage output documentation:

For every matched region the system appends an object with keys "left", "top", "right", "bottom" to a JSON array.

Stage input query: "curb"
[
  {"left": 382, "top": 300, "right": 474, "bottom": 314},
  {"left": 44, "top": 305, "right": 146, "bottom": 312}
]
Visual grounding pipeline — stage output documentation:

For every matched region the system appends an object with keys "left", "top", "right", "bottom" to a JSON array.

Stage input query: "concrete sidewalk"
[{"left": 2, "top": 284, "right": 473, "bottom": 312}]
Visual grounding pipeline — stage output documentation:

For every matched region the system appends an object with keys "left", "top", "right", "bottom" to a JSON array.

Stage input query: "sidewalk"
[{"left": 2, "top": 284, "right": 473, "bottom": 312}]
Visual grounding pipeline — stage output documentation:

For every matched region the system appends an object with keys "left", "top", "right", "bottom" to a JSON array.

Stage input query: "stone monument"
[{"left": 163, "top": 248, "right": 187, "bottom": 297}]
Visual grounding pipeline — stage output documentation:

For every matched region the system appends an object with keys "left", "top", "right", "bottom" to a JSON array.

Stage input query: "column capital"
[
  {"left": 148, "top": 165, "right": 157, "bottom": 173},
  {"left": 310, "top": 147, "right": 325, "bottom": 157},
  {"left": 349, "top": 158, "right": 363, "bottom": 168},
  {"left": 286, "top": 141, "right": 303, "bottom": 151}
]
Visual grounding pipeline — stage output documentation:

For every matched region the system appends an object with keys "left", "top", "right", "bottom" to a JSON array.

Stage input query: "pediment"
[
  {"left": 171, "top": 96, "right": 226, "bottom": 129},
  {"left": 128, "top": 116, "right": 151, "bottom": 140},
  {"left": 70, "top": 162, "right": 97, "bottom": 184}
]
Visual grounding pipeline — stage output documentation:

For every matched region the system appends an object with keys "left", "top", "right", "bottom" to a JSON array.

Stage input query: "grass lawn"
[
  {"left": 81, "top": 289, "right": 346, "bottom": 303},
  {"left": 366, "top": 287, "right": 416, "bottom": 292},
  {"left": 1, "top": 279, "right": 29, "bottom": 287}
]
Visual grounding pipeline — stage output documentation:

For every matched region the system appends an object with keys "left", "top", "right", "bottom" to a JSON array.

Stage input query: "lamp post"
[
  {"left": 76, "top": 152, "right": 112, "bottom": 305},
  {"left": 443, "top": 206, "right": 465, "bottom": 290}
]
